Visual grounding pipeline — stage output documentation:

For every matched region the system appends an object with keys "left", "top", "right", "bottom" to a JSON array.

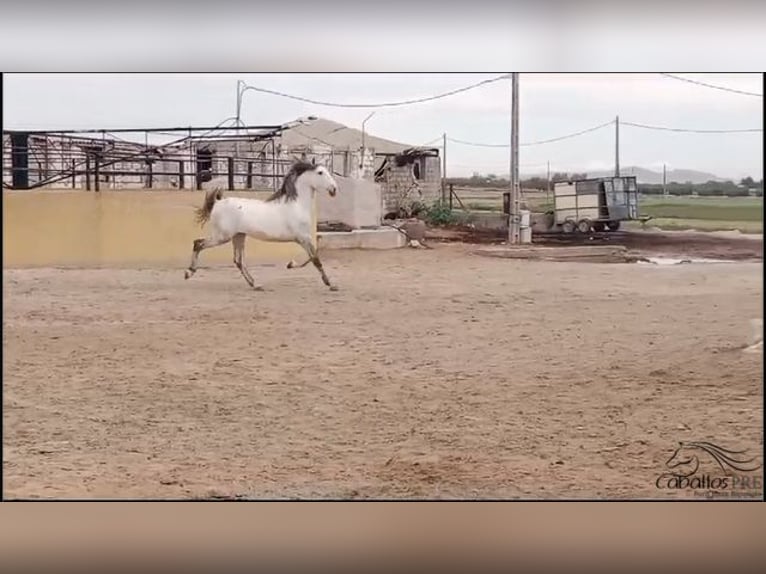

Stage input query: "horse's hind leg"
[
  {"left": 296, "top": 237, "right": 338, "bottom": 291},
  {"left": 184, "top": 235, "right": 231, "bottom": 279},
  {"left": 232, "top": 233, "right": 263, "bottom": 291},
  {"left": 286, "top": 256, "right": 312, "bottom": 270}
]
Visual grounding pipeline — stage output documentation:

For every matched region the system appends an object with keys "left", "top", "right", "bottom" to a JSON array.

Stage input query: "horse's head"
[
  {"left": 665, "top": 442, "right": 699, "bottom": 477},
  {"left": 270, "top": 162, "right": 338, "bottom": 204},
  {"left": 305, "top": 164, "right": 338, "bottom": 198}
]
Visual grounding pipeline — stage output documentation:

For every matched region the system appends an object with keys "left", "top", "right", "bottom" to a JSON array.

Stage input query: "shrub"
[{"left": 425, "top": 200, "right": 457, "bottom": 226}]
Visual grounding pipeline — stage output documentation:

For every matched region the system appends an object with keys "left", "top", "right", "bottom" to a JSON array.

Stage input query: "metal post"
[
  {"left": 449, "top": 183, "right": 453, "bottom": 210},
  {"left": 189, "top": 128, "right": 194, "bottom": 191},
  {"left": 508, "top": 73, "right": 520, "bottom": 244},
  {"left": 227, "top": 156, "right": 235, "bottom": 190},
  {"left": 546, "top": 160, "right": 551, "bottom": 202},
  {"left": 272, "top": 139, "right": 277, "bottom": 192},
  {"left": 85, "top": 153, "right": 91, "bottom": 191},
  {"left": 615, "top": 115, "right": 620, "bottom": 177},
  {"left": 71, "top": 159, "right": 76, "bottom": 188},
  {"left": 179, "top": 160, "right": 185, "bottom": 189},
  {"left": 94, "top": 155, "right": 100, "bottom": 192},
  {"left": 10, "top": 132, "right": 30, "bottom": 189},
  {"left": 442, "top": 133, "right": 447, "bottom": 203},
  {"left": 146, "top": 161, "right": 153, "bottom": 189},
  {"left": 663, "top": 163, "right": 667, "bottom": 196},
  {"left": 42, "top": 137, "right": 49, "bottom": 182},
  {"left": 247, "top": 161, "right": 253, "bottom": 189}
]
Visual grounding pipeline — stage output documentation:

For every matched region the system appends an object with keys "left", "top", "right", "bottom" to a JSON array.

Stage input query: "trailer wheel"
[
  {"left": 592, "top": 222, "right": 605, "bottom": 232},
  {"left": 562, "top": 220, "right": 576, "bottom": 234},
  {"left": 577, "top": 219, "right": 592, "bottom": 234},
  {"left": 606, "top": 221, "right": 621, "bottom": 232}
]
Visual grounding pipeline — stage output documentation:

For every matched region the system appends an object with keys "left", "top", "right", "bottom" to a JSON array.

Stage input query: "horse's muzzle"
[{"left": 328, "top": 186, "right": 337, "bottom": 197}]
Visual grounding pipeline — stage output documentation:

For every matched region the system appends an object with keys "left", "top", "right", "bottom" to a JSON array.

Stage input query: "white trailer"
[{"left": 551, "top": 175, "right": 649, "bottom": 233}]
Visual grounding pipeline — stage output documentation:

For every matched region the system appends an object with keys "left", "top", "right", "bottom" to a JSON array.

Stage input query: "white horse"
[{"left": 184, "top": 161, "right": 339, "bottom": 291}]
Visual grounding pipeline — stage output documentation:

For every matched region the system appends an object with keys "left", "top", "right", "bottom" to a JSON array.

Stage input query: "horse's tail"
[{"left": 195, "top": 186, "right": 223, "bottom": 226}]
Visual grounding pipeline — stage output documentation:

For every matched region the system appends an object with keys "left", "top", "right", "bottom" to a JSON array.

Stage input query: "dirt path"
[
  {"left": 429, "top": 226, "right": 763, "bottom": 261},
  {"left": 3, "top": 245, "right": 763, "bottom": 499}
]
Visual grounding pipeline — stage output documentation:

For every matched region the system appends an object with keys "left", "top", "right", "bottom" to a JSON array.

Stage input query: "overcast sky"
[{"left": 4, "top": 73, "right": 763, "bottom": 179}]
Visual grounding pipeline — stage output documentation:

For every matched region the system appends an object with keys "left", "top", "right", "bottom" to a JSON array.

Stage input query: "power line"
[
  {"left": 447, "top": 119, "right": 615, "bottom": 148},
  {"left": 660, "top": 73, "right": 763, "bottom": 97},
  {"left": 522, "top": 119, "right": 616, "bottom": 146},
  {"left": 445, "top": 117, "right": 761, "bottom": 149},
  {"left": 238, "top": 74, "right": 511, "bottom": 109},
  {"left": 417, "top": 136, "right": 444, "bottom": 147},
  {"left": 622, "top": 121, "right": 762, "bottom": 133}
]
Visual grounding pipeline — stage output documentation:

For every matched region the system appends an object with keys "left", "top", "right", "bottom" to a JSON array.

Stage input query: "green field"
[
  {"left": 450, "top": 187, "right": 763, "bottom": 234},
  {"left": 635, "top": 196, "right": 762, "bottom": 233},
  {"left": 639, "top": 196, "right": 763, "bottom": 221}
]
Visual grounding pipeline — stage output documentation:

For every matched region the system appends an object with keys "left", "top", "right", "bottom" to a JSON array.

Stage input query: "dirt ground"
[
  {"left": 430, "top": 226, "right": 764, "bottom": 261},
  {"left": 3, "top": 240, "right": 763, "bottom": 499}
]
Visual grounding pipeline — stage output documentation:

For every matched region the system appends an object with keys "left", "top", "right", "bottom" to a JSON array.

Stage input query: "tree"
[{"left": 740, "top": 176, "right": 755, "bottom": 187}]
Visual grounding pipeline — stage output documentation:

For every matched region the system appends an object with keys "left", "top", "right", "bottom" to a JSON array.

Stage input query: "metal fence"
[{"left": 2, "top": 124, "right": 347, "bottom": 193}]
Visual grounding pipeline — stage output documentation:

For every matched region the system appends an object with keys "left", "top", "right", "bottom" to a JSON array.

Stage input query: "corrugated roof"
[{"left": 277, "top": 117, "right": 411, "bottom": 155}]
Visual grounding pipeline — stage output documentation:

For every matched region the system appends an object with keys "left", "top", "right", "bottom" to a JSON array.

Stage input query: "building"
[
  {"left": 3, "top": 118, "right": 442, "bottom": 220},
  {"left": 206, "top": 117, "right": 442, "bottom": 218}
]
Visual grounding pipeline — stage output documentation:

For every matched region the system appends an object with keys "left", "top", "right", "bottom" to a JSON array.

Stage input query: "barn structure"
[{"left": 2, "top": 117, "right": 442, "bottom": 223}]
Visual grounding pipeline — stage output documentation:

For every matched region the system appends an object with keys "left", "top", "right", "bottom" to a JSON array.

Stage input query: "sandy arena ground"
[{"left": 3, "top": 243, "right": 763, "bottom": 499}]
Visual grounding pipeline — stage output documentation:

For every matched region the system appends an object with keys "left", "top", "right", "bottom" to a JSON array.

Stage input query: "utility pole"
[
  {"left": 614, "top": 115, "right": 620, "bottom": 177},
  {"left": 442, "top": 132, "right": 447, "bottom": 203},
  {"left": 234, "top": 80, "right": 247, "bottom": 188},
  {"left": 360, "top": 112, "right": 376, "bottom": 175},
  {"left": 235, "top": 80, "right": 244, "bottom": 126},
  {"left": 508, "top": 72, "right": 520, "bottom": 244},
  {"left": 546, "top": 160, "right": 551, "bottom": 202}
]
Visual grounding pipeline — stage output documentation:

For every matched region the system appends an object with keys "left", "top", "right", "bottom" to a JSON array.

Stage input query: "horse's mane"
[
  {"left": 266, "top": 162, "right": 317, "bottom": 203},
  {"left": 684, "top": 441, "right": 762, "bottom": 473}
]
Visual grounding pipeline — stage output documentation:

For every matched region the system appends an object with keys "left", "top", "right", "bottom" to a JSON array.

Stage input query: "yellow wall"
[{"left": 2, "top": 189, "right": 314, "bottom": 268}]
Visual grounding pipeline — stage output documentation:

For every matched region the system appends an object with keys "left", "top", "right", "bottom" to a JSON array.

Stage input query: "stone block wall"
[{"left": 379, "top": 155, "right": 441, "bottom": 215}]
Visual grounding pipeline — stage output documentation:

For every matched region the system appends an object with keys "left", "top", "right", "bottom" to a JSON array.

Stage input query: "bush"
[{"left": 425, "top": 200, "right": 457, "bottom": 226}]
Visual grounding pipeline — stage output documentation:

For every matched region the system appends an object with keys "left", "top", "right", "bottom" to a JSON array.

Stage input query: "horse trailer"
[{"left": 549, "top": 175, "right": 650, "bottom": 233}]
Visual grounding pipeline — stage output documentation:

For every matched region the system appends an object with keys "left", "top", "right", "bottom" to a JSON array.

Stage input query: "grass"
[
  {"left": 466, "top": 202, "right": 501, "bottom": 212},
  {"left": 449, "top": 186, "right": 763, "bottom": 234},
  {"left": 639, "top": 196, "right": 763, "bottom": 223}
]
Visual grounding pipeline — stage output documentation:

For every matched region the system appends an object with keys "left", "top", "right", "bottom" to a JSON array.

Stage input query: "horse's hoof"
[
  {"left": 286, "top": 261, "right": 294, "bottom": 269},
  {"left": 184, "top": 270, "right": 193, "bottom": 280},
  {"left": 253, "top": 285, "right": 265, "bottom": 292},
  {"left": 329, "top": 285, "right": 339, "bottom": 292}
]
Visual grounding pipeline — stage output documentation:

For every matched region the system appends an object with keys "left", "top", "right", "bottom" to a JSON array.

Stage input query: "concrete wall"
[
  {"left": 453, "top": 211, "right": 553, "bottom": 233},
  {"left": 2, "top": 189, "right": 310, "bottom": 268},
  {"left": 317, "top": 176, "right": 382, "bottom": 229}
]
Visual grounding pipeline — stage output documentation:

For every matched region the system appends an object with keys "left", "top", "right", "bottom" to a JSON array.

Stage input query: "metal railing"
[{"left": 2, "top": 123, "right": 344, "bottom": 192}]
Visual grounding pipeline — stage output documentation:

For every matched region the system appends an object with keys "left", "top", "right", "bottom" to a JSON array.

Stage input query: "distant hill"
[
  {"left": 516, "top": 166, "right": 731, "bottom": 184},
  {"left": 584, "top": 167, "right": 727, "bottom": 185}
]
